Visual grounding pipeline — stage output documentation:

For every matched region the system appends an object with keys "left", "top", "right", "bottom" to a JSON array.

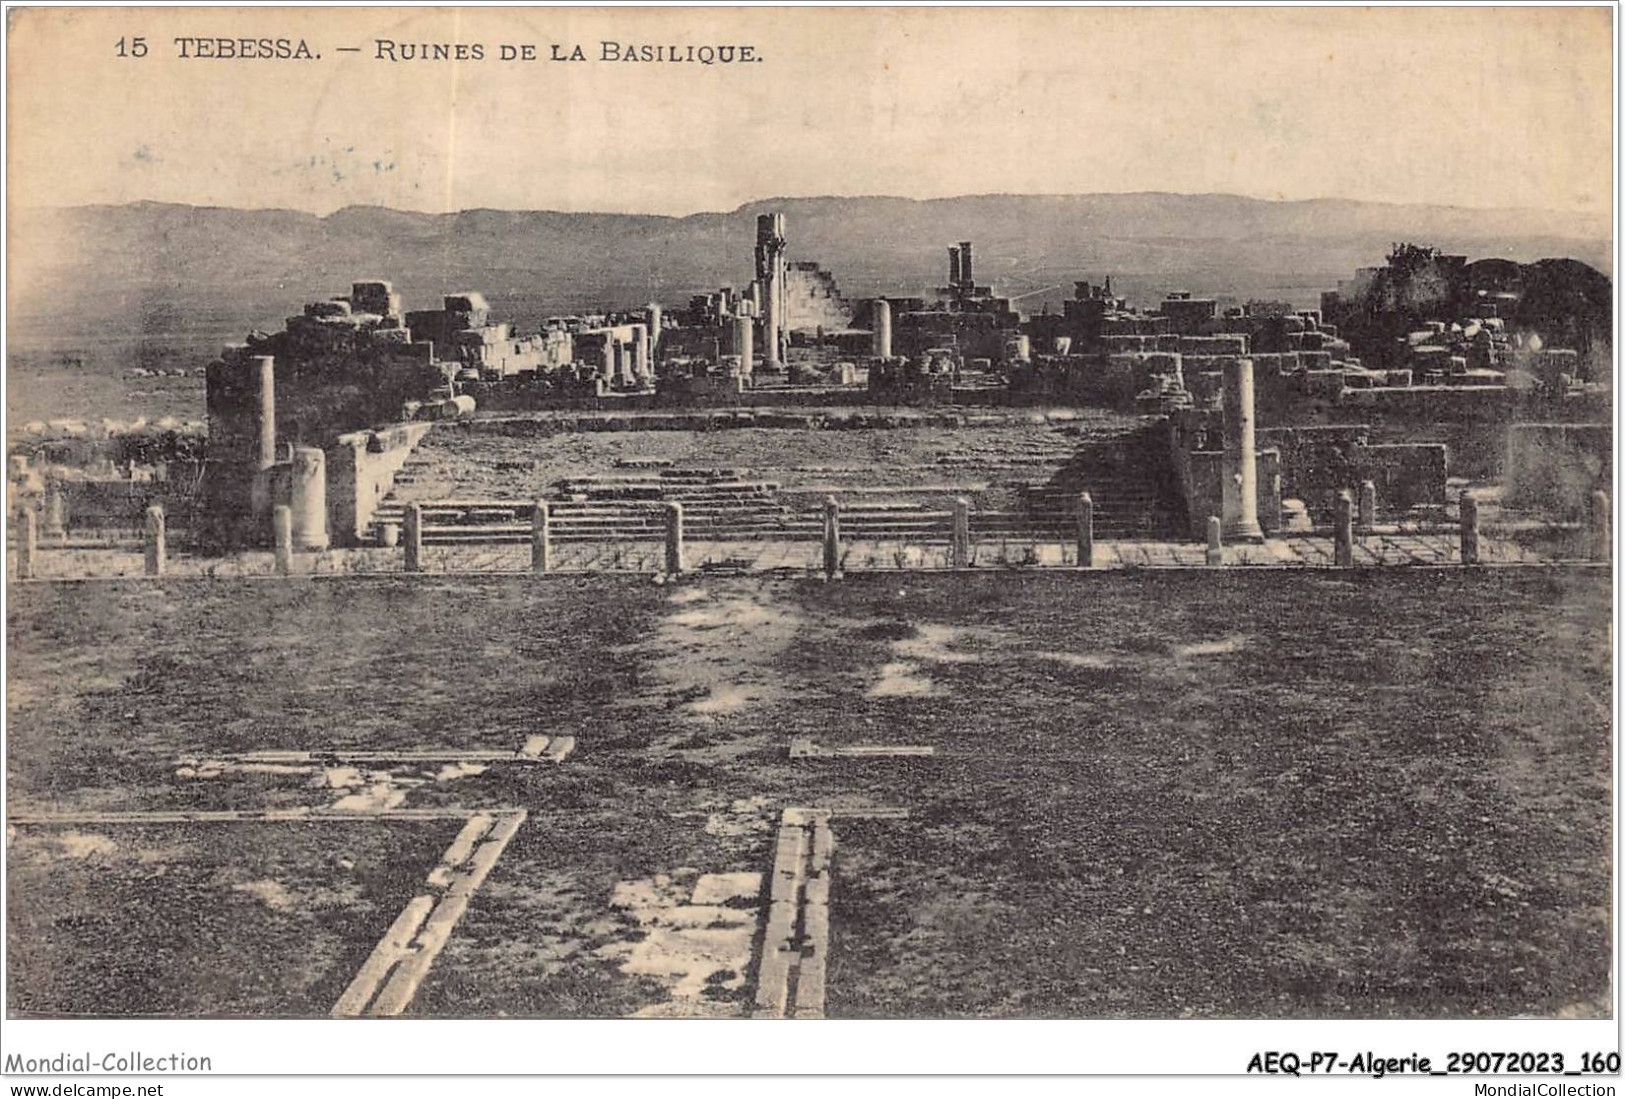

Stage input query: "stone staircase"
[
  {"left": 364, "top": 424, "right": 1185, "bottom": 545},
  {"left": 1012, "top": 424, "right": 1184, "bottom": 539}
]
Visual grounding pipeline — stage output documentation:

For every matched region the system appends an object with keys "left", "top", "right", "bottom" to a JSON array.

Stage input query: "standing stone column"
[
  {"left": 951, "top": 497, "right": 971, "bottom": 569},
  {"left": 732, "top": 313, "right": 754, "bottom": 378},
  {"left": 1459, "top": 493, "right": 1480, "bottom": 566},
  {"left": 872, "top": 299, "right": 892, "bottom": 360},
  {"left": 665, "top": 502, "right": 685, "bottom": 575},
  {"left": 1589, "top": 490, "right": 1610, "bottom": 562},
  {"left": 1334, "top": 491, "right": 1354, "bottom": 567},
  {"left": 1206, "top": 515, "right": 1223, "bottom": 566},
  {"left": 17, "top": 508, "right": 37, "bottom": 579},
  {"left": 1358, "top": 480, "right": 1377, "bottom": 533},
  {"left": 531, "top": 501, "right": 551, "bottom": 574},
  {"left": 404, "top": 503, "right": 423, "bottom": 573},
  {"left": 41, "top": 484, "right": 65, "bottom": 539},
  {"left": 290, "top": 447, "right": 329, "bottom": 551},
  {"left": 253, "top": 355, "right": 277, "bottom": 470},
  {"left": 1220, "top": 358, "right": 1263, "bottom": 542},
  {"left": 248, "top": 355, "right": 278, "bottom": 533},
  {"left": 1075, "top": 492, "right": 1094, "bottom": 568},
  {"left": 599, "top": 333, "right": 617, "bottom": 387},
  {"left": 144, "top": 505, "right": 167, "bottom": 577},
  {"left": 645, "top": 303, "right": 662, "bottom": 360},
  {"left": 632, "top": 323, "right": 651, "bottom": 385},
  {"left": 273, "top": 505, "right": 293, "bottom": 575},
  {"left": 822, "top": 496, "right": 841, "bottom": 579}
]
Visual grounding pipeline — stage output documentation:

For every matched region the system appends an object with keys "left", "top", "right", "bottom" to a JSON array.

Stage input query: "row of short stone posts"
[{"left": 17, "top": 502, "right": 167, "bottom": 579}]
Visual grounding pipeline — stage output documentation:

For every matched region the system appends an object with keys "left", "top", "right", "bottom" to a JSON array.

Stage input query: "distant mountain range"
[{"left": 8, "top": 193, "right": 1611, "bottom": 360}]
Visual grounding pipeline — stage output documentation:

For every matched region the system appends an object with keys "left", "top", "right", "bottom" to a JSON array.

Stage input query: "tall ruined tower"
[{"left": 755, "top": 212, "right": 787, "bottom": 370}]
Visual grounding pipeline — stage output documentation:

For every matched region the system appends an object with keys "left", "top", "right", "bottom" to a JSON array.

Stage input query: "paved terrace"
[{"left": 7, "top": 527, "right": 1596, "bottom": 582}]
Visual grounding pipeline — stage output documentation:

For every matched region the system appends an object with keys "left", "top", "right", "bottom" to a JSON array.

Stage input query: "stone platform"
[{"left": 8, "top": 530, "right": 1585, "bottom": 582}]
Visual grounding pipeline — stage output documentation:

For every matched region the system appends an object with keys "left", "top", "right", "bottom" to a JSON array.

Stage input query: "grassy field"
[
  {"left": 7, "top": 819, "right": 460, "bottom": 1017},
  {"left": 5, "top": 567, "right": 1611, "bottom": 1018}
]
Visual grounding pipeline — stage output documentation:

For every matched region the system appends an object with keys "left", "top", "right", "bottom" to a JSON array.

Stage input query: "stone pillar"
[
  {"left": 1334, "top": 491, "right": 1354, "bottom": 567},
  {"left": 17, "top": 508, "right": 37, "bottom": 579},
  {"left": 290, "top": 447, "right": 329, "bottom": 551},
  {"left": 41, "top": 483, "right": 66, "bottom": 539},
  {"left": 601, "top": 330, "right": 617, "bottom": 386},
  {"left": 144, "top": 505, "right": 167, "bottom": 577},
  {"left": 1220, "top": 358, "right": 1263, "bottom": 542},
  {"left": 532, "top": 501, "right": 551, "bottom": 574},
  {"left": 249, "top": 355, "right": 278, "bottom": 530},
  {"left": 632, "top": 323, "right": 651, "bottom": 384},
  {"left": 1358, "top": 480, "right": 1377, "bottom": 533},
  {"left": 948, "top": 246, "right": 962, "bottom": 286},
  {"left": 959, "top": 241, "right": 975, "bottom": 285},
  {"left": 273, "top": 505, "right": 293, "bottom": 575},
  {"left": 1076, "top": 492, "right": 1094, "bottom": 568},
  {"left": 822, "top": 496, "right": 841, "bottom": 579},
  {"left": 763, "top": 293, "right": 783, "bottom": 371},
  {"left": 404, "top": 503, "right": 423, "bottom": 573},
  {"left": 732, "top": 313, "right": 754, "bottom": 376},
  {"left": 872, "top": 299, "right": 892, "bottom": 360},
  {"left": 664, "top": 502, "right": 684, "bottom": 575},
  {"left": 253, "top": 355, "right": 277, "bottom": 471},
  {"left": 1459, "top": 493, "right": 1479, "bottom": 565},
  {"left": 1589, "top": 490, "right": 1610, "bottom": 562},
  {"left": 951, "top": 497, "right": 971, "bottom": 569},
  {"left": 613, "top": 341, "right": 630, "bottom": 387},
  {"left": 757, "top": 212, "right": 786, "bottom": 371}
]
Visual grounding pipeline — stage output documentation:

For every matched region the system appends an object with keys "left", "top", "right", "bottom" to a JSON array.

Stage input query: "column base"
[{"left": 1221, "top": 519, "right": 1266, "bottom": 543}]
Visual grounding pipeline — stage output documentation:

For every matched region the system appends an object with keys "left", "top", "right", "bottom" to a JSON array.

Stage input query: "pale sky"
[{"left": 7, "top": 6, "right": 1615, "bottom": 216}]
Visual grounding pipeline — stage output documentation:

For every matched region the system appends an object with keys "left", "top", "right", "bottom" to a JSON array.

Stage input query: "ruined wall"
[
  {"left": 1009, "top": 353, "right": 1184, "bottom": 411},
  {"left": 1258, "top": 424, "right": 1448, "bottom": 521},
  {"left": 327, "top": 421, "right": 434, "bottom": 545},
  {"left": 1503, "top": 422, "right": 1612, "bottom": 519},
  {"left": 1179, "top": 448, "right": 1282, "bottom": 539},
  {"left": 783, "top": 263, "right": 854, "bottom": 334}
]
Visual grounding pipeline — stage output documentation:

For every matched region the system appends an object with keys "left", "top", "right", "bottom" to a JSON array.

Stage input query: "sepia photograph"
[{"left": 1, "top": 1, "right": 1617, "bottom": 1086}]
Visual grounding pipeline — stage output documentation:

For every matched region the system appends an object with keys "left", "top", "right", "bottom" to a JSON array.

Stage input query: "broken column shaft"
[
  {"left": 531, "top": 501, "right": 551, "bottom": 574},
  {"left": 1076, "top": 492, "right": 1095, "bottom": 568},
  {"left": 16, "top": 509, "right": 37, "bottom": 579},
  {"left": 822, "top": 496, "right": 841, "bottom": 578},
  {"left": 290, "top": 446, "right": 329, "bottom": 551},
  {"left": 1334, "top": 491, "right": 1354, "bottom": 567},
  {"left": 871, "top": 299, "right": 892, "bottom": 360},
  {"left": 144, "top": 505, "right": 167, "bottom": 576},
  {"left": 273, "top": 505, "right": 293, "bottom": 575},
  {"left": 665, "top": 502, "right": 685, "bottom": 575},
  {"left": 732, "top": 313, "right": 754, "bottom": 375},
  {"left": 952, "top": 497, "right": 971, "bottom": 568}
]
